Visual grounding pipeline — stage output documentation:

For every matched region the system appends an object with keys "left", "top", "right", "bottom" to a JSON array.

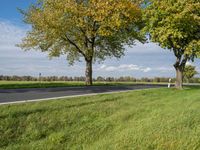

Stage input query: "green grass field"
[
  {"left": 1, "top": 86, "right": 200, "bottom": 149},
  {"left": 0, "top": 81, "right": 86, "bottom": 89},
  {"left": 0, "top": 81, "right": 167, "bottom": 89}
]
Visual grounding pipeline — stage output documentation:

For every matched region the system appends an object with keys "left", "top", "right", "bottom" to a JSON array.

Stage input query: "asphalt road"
[{"left": 0, "top": 84, "right": 166, "bottom": 104}]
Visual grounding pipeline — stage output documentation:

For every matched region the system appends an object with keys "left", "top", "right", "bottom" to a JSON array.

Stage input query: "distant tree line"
[{"left": 0, "top": 75, "right": 200, "bottom": 83}]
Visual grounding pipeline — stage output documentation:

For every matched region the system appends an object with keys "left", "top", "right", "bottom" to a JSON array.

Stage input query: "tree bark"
[
  {"left": 174, "top": 66, "right": 183, "bottom": 89},
  {"left": 172, "top": 48, "right": 188, "bottom": 89},
  {"left": 85, "top": 60, "right": 93, "bottom": 86}
]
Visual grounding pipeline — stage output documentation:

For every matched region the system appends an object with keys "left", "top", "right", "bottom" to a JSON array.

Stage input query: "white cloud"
[
  {"left": 0, "top": 20, "right": 48, "bottom": 58},
  {"left": 154, "top": 67, "right": 174, "bottom": 73},
  {"left": 0, "top": 20, "right": 26, "bottom": 46},
  {"left": 186, "top": 61, "right": 194, "bottom": 66},
  {"left": 95, "top": 64, "right": 178, "bottom": 76},
  {"left": 96, "top": 64, "right": 152, "bottom": 73},
  {"left": 143, "top": 67, "right": 152, "bottom": 72},
  {"left": 0, "top": 20, "right": 174, "bottom": 78},
  {"left": 125, "top": 41, "right": 169, "bottom": 54},
  {"left": 1, "top": 20, "right": 200, "bottom": 78}
]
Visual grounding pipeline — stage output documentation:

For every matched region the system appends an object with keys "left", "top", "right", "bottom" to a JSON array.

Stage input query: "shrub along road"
[{"left": 0, "top": 84, "right": 166, "bottom": 104}]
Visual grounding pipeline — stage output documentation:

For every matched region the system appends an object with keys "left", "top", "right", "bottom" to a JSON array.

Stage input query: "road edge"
[{"left": 0, "top": 87, "right": 165, "bottom": 106}]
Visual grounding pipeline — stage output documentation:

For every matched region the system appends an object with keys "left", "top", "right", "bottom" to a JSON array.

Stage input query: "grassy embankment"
[
  {"left": 1, "top": 86, "right": 200, "bottom": 149},
  {"left": 0, "top": 81, "right": 168, "bottom": 89}
]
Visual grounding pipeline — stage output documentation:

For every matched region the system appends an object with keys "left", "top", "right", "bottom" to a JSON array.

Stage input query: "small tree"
[
  {"left": 183, "top": 65, "right": 198, "bottom": 83},
  {"left": 144, "top": 0, "right": 200, "bottom": 89},
  {"left": 19, "top": 0, "right": 144, "bottom": 85}
]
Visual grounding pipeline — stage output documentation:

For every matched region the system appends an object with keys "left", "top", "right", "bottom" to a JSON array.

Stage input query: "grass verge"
[
  {"left": 1, "top": 86, "right": 200, "bottom": 149},
  {"left": 0, "top": 81, "right": 167, "bottom": 89}
]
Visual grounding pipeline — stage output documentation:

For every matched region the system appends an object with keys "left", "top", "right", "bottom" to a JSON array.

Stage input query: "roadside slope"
[{"left": 1, "top": 87, "right": 200, "bottom": 149}]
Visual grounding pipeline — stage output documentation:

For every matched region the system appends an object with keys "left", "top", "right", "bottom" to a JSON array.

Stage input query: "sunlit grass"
[{"left": 1, "top": 86, "right": 200, "bottom": 149}]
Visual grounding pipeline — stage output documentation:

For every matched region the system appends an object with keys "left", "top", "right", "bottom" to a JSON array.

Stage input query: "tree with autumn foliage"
[
  {"left": 144, "top": 0, "right": 200, "bottom": 89},
  {"left": 183, "top": 65, "right": 198, "bottom": 83},
  {"left": 19, "top": 0, "right": 144, "bottom": 85}
]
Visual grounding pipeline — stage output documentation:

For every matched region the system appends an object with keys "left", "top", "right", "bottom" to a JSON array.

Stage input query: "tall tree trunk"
[
  {"left": 172, "top": 50, "right": 188, "bottom": 89},
  {"left": 175, "top": 66, "right": 183, "bottom": 89},
  {"left": 85, "top": 60, "right": 93, "bottom": 86}
]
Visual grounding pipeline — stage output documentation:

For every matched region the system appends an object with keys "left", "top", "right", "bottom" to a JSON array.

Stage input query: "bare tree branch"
[{"left": 62, "top": 35, "right": 86, "bottom": 58}]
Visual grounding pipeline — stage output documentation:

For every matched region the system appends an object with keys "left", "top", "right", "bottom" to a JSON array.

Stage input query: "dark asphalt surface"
[{"left": 0, "top": 84, "right": 166, "bottom": 104}]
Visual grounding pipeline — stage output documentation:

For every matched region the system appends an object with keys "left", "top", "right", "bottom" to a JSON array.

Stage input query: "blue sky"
[{"left": 0, "top": 1, "right": 199, "bottom": 78}]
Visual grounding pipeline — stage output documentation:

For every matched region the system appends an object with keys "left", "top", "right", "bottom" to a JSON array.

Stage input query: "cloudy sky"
[{"left": 0, "top": 1, "right": 199, "bottom": 78}]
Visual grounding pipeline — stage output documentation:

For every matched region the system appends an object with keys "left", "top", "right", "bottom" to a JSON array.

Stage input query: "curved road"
[{"left": 0, "top": 84, "right": 166, "bottom": 104}]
